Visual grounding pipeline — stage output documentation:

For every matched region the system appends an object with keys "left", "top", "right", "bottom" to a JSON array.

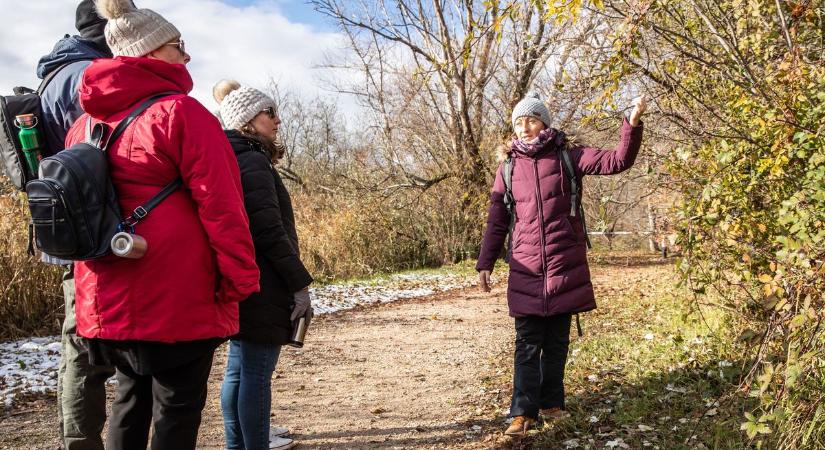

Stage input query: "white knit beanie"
[
  {"left": 511, "top": 92, "right": 552, "bottom": 129},
  {"left": 213, "top": 80, "right": 278, "bottom": 131},
  {"left": 96, "top": 0, "right": 181, "bottom": 57}
]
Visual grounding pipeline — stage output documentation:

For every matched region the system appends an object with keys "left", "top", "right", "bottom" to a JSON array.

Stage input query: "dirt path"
[
  {"left": 1, "top": 260, "right": 667, "bottom": 449},
  {"left": 199, "top": 284, "right": 512, "bottom": 450},
  {"left": 1, "top": 281, "right": 514, "bottom": 449}
]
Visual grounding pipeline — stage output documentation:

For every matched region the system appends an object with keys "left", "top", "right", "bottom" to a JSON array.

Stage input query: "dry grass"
[
  {"left": 0, "top": 182, "right": 63, "bottom": 339},
  {"left": 292, "top": 183, "right": 484, "bottom": 282}
]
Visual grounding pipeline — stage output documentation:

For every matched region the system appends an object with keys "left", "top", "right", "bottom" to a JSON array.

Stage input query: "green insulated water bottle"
[{"left": 15, "top": 114, "right": 43, "bottom": 176}]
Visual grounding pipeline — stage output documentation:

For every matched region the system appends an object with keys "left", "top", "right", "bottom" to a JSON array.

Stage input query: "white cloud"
[{"left": 0, "top": 0, "right": 354, "bottom": 113}]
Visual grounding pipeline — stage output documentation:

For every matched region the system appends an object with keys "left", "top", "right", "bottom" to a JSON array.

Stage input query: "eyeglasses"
[
  {"left": 165, "top": 39, "right": 186, "bottom": 55},
  {"left": 262, "top": 107, "right": 277, "bottom": 119}
]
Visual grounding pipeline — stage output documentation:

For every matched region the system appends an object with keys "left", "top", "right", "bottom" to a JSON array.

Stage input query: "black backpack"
[
  {"left": 26, "top": 93, "right": 182, "bottom": 260},
  {"left": 0, "top": 62, "right": 85, "bottom": 190}
]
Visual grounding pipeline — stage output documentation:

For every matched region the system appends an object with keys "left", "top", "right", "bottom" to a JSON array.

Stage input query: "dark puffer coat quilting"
[
  {"left": 477, "top": 118, "right": 643, "bottom": 317},
  {"left": 228, "top": 130, "right": 313, "bottom": 344}
]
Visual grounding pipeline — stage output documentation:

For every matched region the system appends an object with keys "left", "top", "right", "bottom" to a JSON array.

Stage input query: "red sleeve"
[
  {"left": 167, "top": 97, "right": 260, "bottom": 303},
  {"left": 572, "top": 117, "right": 644, "bottom": 175}
]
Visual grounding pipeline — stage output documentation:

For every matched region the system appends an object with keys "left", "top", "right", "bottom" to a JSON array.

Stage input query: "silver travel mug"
[
  {"left": 110, "top": 232, "right": 148, "bottom": 259},
  {"left": 287, "top": 316, "right": 308, "bottom": 348}
]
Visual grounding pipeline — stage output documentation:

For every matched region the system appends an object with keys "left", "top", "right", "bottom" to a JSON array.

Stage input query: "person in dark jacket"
[
  {"left": 477, "top": 92, "right": 647, "bottom": 436},
  {"left": 36, "top": 2, "right": 114, "bottom": 449},
  {"left": 38, "top": 2, "right": 113, "bottom": 155},
  {"left": 214, "top": 79, "right": 314, "bottom": 450}
]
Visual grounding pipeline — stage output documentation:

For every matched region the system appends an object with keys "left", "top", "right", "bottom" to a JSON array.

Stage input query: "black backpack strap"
[
  {"left": 502, "top": 156, "right": 516, "bottom": 262},
  {"left": 121, "top": 178, "right": 184, "bottom": 229},
  {"left": 103, "top": 92, "right": 176, "bottom": 151},
  {"left": 83, "top": 117, "right": 108, "bottom": 148},
  {"left": 575, "top": 314, "right": 583, "bottom": 337},
  {"left": 502, "top": 156, "right": 515, "bottom": 216},
  {"left": 560, "top": 146, "right": 592, "bottom": 249},
  {"left": 36, "top": 60, "right": 86, "bottom": 95},
  {"left": 559, "top": 147, "right": 579, "bottom": 217},
  {"left": 100, "top": 92, "right": 180, "bottom": 231}
]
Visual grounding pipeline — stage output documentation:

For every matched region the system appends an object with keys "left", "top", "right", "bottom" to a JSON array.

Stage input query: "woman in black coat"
[{"left": 214, "top": 79, "right": 313, "bottom": 450}]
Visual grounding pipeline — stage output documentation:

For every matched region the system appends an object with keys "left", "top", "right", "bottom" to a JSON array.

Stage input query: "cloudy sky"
[{"left": 0, "top": 0, "right": 353, "bottom": 112}]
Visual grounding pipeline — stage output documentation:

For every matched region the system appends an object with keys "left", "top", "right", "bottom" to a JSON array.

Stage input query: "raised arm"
[{"left": 573, "top": 95, "right": 648, "bottom": 175}]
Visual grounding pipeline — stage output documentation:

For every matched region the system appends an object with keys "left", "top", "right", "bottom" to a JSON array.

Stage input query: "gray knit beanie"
[
  {"left": 511, "top": 92, "right": 551, "bottom": 129},
  {"left": 213, "top": 80, "right": 278, "bottom": 131},
  {"left": 96, "top": 0, "right": 181, "bottom": 57}
]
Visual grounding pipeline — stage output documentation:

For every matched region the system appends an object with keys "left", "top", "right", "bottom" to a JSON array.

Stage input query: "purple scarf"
[{"left": 511, "top": 128, "right": 558, "bottom": 157}]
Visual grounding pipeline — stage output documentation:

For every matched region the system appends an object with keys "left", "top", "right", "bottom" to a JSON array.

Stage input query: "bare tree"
[{"left": 310, "top": 0, "right": 589, "bottom": 197}]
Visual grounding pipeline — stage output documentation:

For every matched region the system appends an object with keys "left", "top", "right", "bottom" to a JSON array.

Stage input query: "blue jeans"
[{"left": 220, "top": 340, "right": 281, "bottom": 450}]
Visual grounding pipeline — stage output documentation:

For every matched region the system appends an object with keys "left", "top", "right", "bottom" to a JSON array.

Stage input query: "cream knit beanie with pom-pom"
[
  {"left": 213, "top": 79, "right": 278, "bottom": 131},
  {"left": 96, "top": 0, "right": 181, "bottom": 57}
]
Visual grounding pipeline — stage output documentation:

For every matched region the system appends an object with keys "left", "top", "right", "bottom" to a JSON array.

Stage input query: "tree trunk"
[{"left": 647, "top": 197, "right": 660, "bottom": 252}]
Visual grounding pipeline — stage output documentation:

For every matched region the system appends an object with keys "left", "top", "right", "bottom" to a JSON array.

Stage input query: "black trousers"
[
  {"left": 510, "top": 314, "right": 572, "bottom": 419},
  {"left": 104, "top": 347, "right": 215, "bottom": 450}
]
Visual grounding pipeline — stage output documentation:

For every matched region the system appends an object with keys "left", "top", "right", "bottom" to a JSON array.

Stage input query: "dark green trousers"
[{"left": 56, "top": 266, "right": 115, "bottom": 450}]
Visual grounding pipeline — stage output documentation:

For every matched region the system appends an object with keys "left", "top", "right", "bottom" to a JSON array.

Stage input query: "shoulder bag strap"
[
  {"left": 103, "top": 92, "right": 176, "bottom": 151},
  {"left": 502, "top": 156, "right": 517, "bottom": 262},
  {"left": 98, "top": 91, "right": 182, "bottom": 230},
  {"left": 121, "top": 178, "right": 184, "bottom": 229},
  {"left": 36, "top": 60, "right": 90, "bottom": 95}
]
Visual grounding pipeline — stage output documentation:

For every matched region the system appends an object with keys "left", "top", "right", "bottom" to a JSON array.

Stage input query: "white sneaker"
[
  {"left": 269, "top": 436, "right": 296, "bottom": 450},
  {"left": 270, "top": 426, "right": 290, "bottom": 438}
]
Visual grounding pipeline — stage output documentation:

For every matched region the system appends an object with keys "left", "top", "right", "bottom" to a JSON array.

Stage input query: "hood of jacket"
[
  {"left": 79, "top": 56, "right": 193, "bottom": 119},
  {"left": 36, "top": 35, "right": 108, "bottom": 80}
]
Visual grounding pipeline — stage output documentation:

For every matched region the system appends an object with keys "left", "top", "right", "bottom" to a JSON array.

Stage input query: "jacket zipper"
[{"left": 532, "top": 159, "right": 548, "bottom": 316}]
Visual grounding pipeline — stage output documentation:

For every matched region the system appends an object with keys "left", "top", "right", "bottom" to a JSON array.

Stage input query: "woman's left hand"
[
  {"left": 629, "top": 94, "right": 648, "bottom": 126},
  {"left": 292, "top": 287, "right": 312, "bottom": 321}
]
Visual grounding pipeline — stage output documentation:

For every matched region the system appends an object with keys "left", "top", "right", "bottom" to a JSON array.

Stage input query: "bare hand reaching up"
[{"left": 629, "top": 94, "right": 648, "bottom": 126}]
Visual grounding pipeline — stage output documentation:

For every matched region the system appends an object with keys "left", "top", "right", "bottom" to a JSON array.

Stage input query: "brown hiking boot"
[
  {"left": 540, "top": 407, "right": 570, "bottom": 420},
  {"left": 504, "top": 416, "right": 535, "bottom": 437}
]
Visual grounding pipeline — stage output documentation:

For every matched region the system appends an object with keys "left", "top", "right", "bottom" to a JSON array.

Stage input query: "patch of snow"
[
  {"left": 311, "top": 272, "right": 475, "bottom": 315},
  {"left": 1, "top": 336, "right": 61, "bottom": 408}
]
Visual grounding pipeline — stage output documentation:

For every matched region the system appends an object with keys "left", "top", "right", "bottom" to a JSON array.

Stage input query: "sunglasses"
[
  {"left": 164, "top": 39, "right": 186, "bottom": 55},
  {"left": 261, "top": 107, "right": 277, "bottom": 119}
]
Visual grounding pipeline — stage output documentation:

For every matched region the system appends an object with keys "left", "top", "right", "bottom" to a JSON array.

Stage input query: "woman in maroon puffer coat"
[{"left": 477, "top": 92, "right": 647, "bottom": 436}]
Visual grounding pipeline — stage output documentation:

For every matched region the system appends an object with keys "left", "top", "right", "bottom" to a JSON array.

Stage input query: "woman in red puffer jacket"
[{"left": 62, "top": 1, "right": 259, "bottom": 449}]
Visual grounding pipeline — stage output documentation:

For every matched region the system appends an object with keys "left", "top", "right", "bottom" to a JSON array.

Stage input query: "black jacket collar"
[{"left": 225, "top": 130, "right": 272, "bottom": 158}]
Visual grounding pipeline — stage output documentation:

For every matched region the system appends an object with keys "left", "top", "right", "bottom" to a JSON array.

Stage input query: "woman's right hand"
[
  {"left": 478, "top": 270, "right": 492, "bottom": 292},
  {"left": 629, "top": 94, "right": 648, "bottom": 126}
]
